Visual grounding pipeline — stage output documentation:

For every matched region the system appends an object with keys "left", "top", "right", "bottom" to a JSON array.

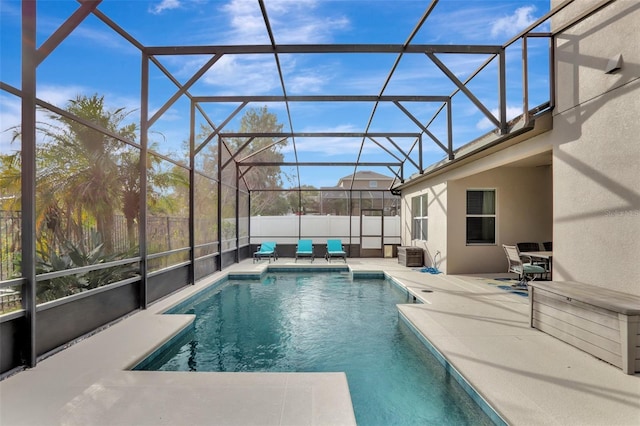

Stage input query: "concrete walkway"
[
  {"left": 382, "top": 265, "right": 640, "bottom": 426},
  {"left": 1, "top": 258, "right": 639, "bottom": 425}
]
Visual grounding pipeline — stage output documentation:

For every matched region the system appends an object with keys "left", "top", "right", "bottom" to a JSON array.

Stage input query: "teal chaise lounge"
[
  {"left": 295, "top": 239, "right": 315, "bottom": 262},
  {"left": 254, "top": 242, "right": 278, "bottom": 263},
  {"left": 325, "top": 239, "right": 347, "bottom": 263}
]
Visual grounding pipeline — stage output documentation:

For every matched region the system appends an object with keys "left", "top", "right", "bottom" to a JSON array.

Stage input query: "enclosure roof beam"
[
  {"left": 393, "top": 100, "right": 449, "bottom": 155},
  {"left": 194, "top": 95, "right": 450, "bottom": 102},
  {"left": 426, "top": 51, "right": 501, "bottom": 129},
  {"left": 366, "top": 136, "right": 406, "bottom": 163},
  {"left": 145, "top": 44, "right": 502, "bottom": 55},
  {"left": 253, "top": 187, "right": 397, "bottom": 193},
  {"left": 385, "top": 137, "right": 422, "bottom": 172},
  {"left": 221, "top": 132, "right": 420, "bottom": 138},
  {"left": 258, "top": 0, "right": 302, "bottom": 191},
  {"left": 502, "top": 0, "right": 575, "bottom": 48},
  {"left": 386, "top": 166, "right": 404, "bottom": 183},
  {"left": 236, "top": 137, "right": 290, "bottom": 163},
  {"left": 148, "top": 54, "right": 223, "bottom": 127},
  {"left": 350, "top": 0, "right": 438, "bottom": 190},
  {"left": 37, "top": 0, "right": 101, "bottom": 65},
  {"left": 240, "top": 162, "right": 402, "bottom": 167},
  {"left": 221, "top": 137, "right": 255, "bottom": 170},
  {"left": 194, "top": 102, "right": 248, "bottom": 155},
  {"left": 83, "top": 4, "right": 145, "bottom": 51}
]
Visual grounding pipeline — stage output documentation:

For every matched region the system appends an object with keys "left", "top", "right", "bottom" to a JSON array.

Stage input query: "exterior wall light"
[{"left": 605, "top": 54, "right": 623, "bottom": 74}]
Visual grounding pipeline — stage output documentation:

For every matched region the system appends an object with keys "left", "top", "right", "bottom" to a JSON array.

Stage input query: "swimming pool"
[{"left": 136, "top": 271, "right": 494, "bottom": 425}]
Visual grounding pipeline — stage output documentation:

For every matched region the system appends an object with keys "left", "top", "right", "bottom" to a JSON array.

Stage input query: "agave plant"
[{"left": 36, "top": 230, "right": 138, "bottom": 303}]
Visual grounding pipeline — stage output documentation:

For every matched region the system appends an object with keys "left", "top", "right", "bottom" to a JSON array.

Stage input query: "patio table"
[{"left": 527, "top": 251, "right": 552, "bottom": 279}]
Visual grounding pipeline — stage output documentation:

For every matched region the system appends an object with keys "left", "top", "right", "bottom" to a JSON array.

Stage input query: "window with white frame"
[
  {"left": 466, "top": 189, "right": 496, "bottom": 244},
  {"left": 411, "top": 194, "right": 428, "bottom": 240}
]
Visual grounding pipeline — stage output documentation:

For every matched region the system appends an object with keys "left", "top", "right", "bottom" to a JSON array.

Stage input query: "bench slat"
[
  {"left": 532, "top": 317, "right": 622, "bottom": 367},
  {"left": 529, "top": 281, "right": 640, "bottom": 315},
  {"left": 534, "top": 291, "right": 620, "bottom": 329},
  {"left": 529, "top": 282, "right": 640, "bottom": 374},
  {"left": 533, "top": 302, "right": 621, "bottom": 343}
]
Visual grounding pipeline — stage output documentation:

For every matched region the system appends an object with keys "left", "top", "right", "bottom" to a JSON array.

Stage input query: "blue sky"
[{"left": 0, "top": 0, "right": 551, "bottom": 188}]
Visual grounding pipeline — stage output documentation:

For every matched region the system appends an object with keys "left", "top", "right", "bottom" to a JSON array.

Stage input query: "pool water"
[{"left": 138, "top": 272, "right": 494, "bottom": 425}]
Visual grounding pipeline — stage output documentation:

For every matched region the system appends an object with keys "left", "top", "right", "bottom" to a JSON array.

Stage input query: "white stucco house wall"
[{"left": 395, "top": 0, "right": 639, "bottom": 296}]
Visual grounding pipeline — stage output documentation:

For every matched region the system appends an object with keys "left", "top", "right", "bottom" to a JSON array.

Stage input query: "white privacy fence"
[{"left": 250, "top": 215, "right": 401, "bottom": 246}]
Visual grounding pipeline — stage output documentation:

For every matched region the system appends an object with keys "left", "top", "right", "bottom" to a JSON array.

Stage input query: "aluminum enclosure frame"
[{"left": 0, "top": 0, "right": 575, "bottom": 373}]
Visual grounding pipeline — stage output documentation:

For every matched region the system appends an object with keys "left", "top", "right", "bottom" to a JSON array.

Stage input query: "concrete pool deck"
[{"left": 1, "top": 258, "right": 639, "bottom": 425}]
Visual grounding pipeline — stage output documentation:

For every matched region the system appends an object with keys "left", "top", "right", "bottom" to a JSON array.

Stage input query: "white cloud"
[
  {"left": 37, "top": 84, "right": 88, "bottom": 109},
  {"left": 293, "top": 137, "right": 363, "bottom": 156},
  {"left": 269, "top": 16, "right": 349, "bottom": 44},
  {"left": 476, "top": 105, "right": 524, "bottom": 131},
  {"left": 201, "top": 55, "right": 281, "bottom": 95},
  {"left": 0, "top": 94, "right": 21, "bottom": 153},
  {"left": 220, "top": 0, "right": 269, "bottom": 44},
  {"left": 0, "top": 86, "right": 87, "bottom": 153},
  {"left": 284, "top": 124, "right": 378, "bottom": 156},
  {"left": 0, "top": 0, "right": 20, "bottom": 18},
  {"left": 286, "top": 72, "right": 327, "bottom": 94},
  {"left": 219, "top": 0, "right": 349, "bottom": 44},
  {"left": 490, "top": 6, "right": 537, "bottom": 39},
  {"left": 425, "top": 4, "right": 509, "bottom": 43},
  {"left": 150, "top": 0, "right": 182, "bottom": 15},
  {"left": 71, "top": 25, "right": 132, "bottom": 53},
  {"left": 0, "top": 85, "right": 151, "bottom": 155},
  {"left": 150, "top": 106, "right": 183, "bottom": 123},
  {"left": 161, "top": 1, "right": 349, "bottom": 99}
]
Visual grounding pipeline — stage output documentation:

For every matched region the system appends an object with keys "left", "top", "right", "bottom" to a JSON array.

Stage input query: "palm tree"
[
  {"left": 2, "top": 94, "right": 196, "bottom": 294},
  {"left": 3, "top": 94, "right": 188, "bottom": 254},
  {"left": 37, "top": 94, "right": 134, "bottom": 253},
  {"left": 0, "top": 152, "right": 22, "bottom": 279},
  {"left": 119, "top": 147, "right": 189, "bottom": 249},
  {"left": 0, "top": 152, "right": 21, "bottom": 211}
]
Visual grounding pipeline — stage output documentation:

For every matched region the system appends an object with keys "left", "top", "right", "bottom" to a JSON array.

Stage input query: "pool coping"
[
  {"left": 398, "top": 310, "right": 508, "bottom": 426},
  {"left": 134, "top": 264, "right": 504, "bottom": 423},
  {"left": 1, "top": 258, "right": 639, "bottom": 426},
  {"left": 132, "top": 266, "right": 502, "bottom": 424}
]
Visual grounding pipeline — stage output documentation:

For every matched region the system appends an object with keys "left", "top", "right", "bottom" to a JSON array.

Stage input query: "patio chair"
[
  {"left": 502, "top": 244, "right": 546, "bottom": 288},
  {"left": 325, "top": 239, "right": 347, "bottom": 263},
  {"left": 253, "top": 242, "right": 278, "bottom": 263},
  {"left": 295, "top": 239, "right": 315, "bottom": 262},
  {"left": 516, "top": 242, "right": 541, "bottom": 252},
  {"left": 517, "top": 241, "right": 549, "bottom": 279}
]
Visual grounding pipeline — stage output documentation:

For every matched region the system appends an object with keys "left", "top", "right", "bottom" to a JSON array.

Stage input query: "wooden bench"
[
  {"left": 397, "top": 246, "right": 423, "bottom": 267},
  {"left": 528, "top": 281, "right": 640, "bottom": 374}
]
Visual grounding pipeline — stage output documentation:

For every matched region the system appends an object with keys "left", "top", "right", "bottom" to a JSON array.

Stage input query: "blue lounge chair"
[
  {"left": 325, "top": 239, "right": 346, "bottom": 263},
  {"left": 254, "top": 242, "right": 277, "bottom": 263},
  {"left": 295, "top": 239, "right": 315, "bottom": 262}
]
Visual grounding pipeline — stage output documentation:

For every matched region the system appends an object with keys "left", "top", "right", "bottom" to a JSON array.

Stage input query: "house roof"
[
  {"left": 338, "top": 171, "right": 393, "bottom": 182},
  {"left": 393, "top": 109, "right": 554, "bottom": 191}
]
